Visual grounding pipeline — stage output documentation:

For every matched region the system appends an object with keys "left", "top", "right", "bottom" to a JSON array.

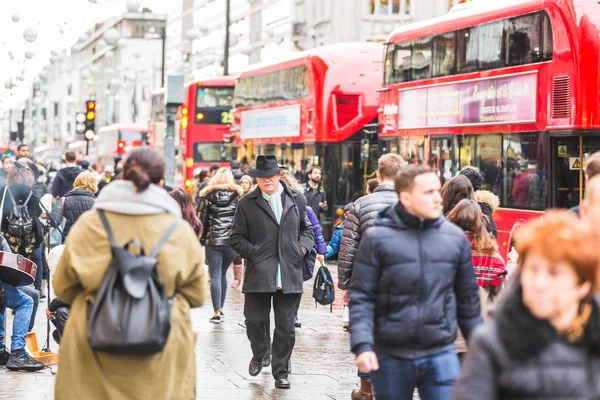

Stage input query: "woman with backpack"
[
  {"left": 52, "top": 148, "right": 206, "bottom": 400},
  {"left": 198, "top": 167, "right": 243, "bottom": 324},
  {"left": 50, "top": 171, "right": 97, "bottom": 240},
  {"left": 0, "top": 159, "right": 43, "bottom": 259}
]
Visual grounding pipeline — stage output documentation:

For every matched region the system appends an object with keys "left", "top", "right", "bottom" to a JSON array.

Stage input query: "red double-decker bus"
[
  {"left": 231, "top": 42, "right": 383, "bottom": 236},
  {"left": 180, "top": 77, "right": 236, "bottom": 191},
  {"left": 379, "top": 0, "right": 600, "bottom": 256}
]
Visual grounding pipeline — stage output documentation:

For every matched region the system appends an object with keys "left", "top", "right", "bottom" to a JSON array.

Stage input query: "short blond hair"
[
  {"left": 378, "top": 153, "right": 406, "bottom": 180},
  {"left": 73, "top": 171, "right": 98, "bottom": 194}
]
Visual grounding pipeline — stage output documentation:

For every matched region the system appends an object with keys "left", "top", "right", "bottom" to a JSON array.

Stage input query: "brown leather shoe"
[{"left": 350, "top": 378, "right": 373, "bottom": 400}]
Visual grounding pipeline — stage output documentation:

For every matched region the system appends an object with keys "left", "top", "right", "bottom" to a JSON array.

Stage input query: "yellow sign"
[
  {"left": 558, "top": 145, "right": 567, "bottom": 157},
  {"left": 570, "top": 157, "right": 581, "bottom": 170}
]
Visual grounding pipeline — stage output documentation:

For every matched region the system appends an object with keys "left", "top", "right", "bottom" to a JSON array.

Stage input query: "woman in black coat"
[
  {"left": 50, "top": 171, "right": 96, "bottom": 240},
  {"left": 452, "top": 212, "right": 600, "bottom": 400},
  {"left": 199, "top": 167, "right": 243, "bottom": 324}
]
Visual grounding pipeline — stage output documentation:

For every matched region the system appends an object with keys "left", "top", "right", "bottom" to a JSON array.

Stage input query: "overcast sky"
[{"left": 0, "top": 0, "right": 176, "bottom": 109}]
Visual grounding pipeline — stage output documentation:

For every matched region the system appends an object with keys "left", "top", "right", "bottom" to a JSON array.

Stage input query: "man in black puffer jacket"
[
  {"left": 337, "top": 153, "right": 405, "bottom": 400},
  {"left": 350, "top": 165, "right": 482, "bottom": 399}
]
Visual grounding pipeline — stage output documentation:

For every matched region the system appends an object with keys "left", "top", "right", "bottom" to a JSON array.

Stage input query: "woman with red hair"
[{"left": 453, "top": 211, "right": 600, "bottom": 399}]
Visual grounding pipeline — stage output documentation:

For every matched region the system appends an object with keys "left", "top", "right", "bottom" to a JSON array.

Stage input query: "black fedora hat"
[{"left": 248, "top": 155, "right": 284, "bottom": 178}]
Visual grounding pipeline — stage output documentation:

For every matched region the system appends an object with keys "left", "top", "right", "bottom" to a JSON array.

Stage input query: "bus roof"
[
  {"left": 387, "top": 0, "right": 545, "bottom": 43},
  {"left": 237, "top": 42, "right": 383, "bottom": 78},
  {"left": 191, "top": 76, "right": 236, "bottom": 87}
]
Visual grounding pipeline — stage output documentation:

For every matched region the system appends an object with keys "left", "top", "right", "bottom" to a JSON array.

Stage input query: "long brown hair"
[
  {"left": 447, "top": 199, "right": 497, "bottom": 255},
  {"left": 441, "top": 175, "right": 476, "bottom": 215},
  {"left": 170, "top": 189, "right": 201, "bottom": 237}
]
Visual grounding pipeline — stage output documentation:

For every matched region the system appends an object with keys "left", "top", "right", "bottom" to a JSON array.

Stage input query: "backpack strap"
[
  {"left": 97, "top": 210, "right": 119, "bottom": 248},
  {"left": 149, "top": 219, "right": 181, "bottom": 258}
]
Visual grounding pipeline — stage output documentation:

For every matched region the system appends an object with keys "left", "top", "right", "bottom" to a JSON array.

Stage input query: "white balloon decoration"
[
  {"left": 23, "top": 27, "right": 38, "bottom": 43},
  {"left": 11, "top": 14, "right": 20, "bottom": 23},
  {"left": 126, "top": 0, "right": 141, "bottom": 12},
  {"left": 25, "top": 51, "right": 34, "bottom": 59},
  {"left": 103, "top": 28, "right": 120, "bottom": 46}
]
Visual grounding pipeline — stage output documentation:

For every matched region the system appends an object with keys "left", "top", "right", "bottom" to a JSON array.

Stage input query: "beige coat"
[{"left": 53, "top": 210, "right": 206, "bottom": 400}]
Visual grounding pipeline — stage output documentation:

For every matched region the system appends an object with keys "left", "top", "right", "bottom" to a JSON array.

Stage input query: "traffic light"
[{"left": 84, "top": 100, "right": 96, "bottom": 140}]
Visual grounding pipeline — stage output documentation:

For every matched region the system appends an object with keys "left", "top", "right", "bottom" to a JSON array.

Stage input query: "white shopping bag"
[{"left": 342, "top": 305, "right": 350, "bottom": 323}]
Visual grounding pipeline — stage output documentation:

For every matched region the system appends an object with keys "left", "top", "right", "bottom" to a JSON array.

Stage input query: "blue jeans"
[
  {"left": 370, "top": 350, "right": 460, "bottom": 400},
  {"left": 206, "top": 245, "right": 237, "bottom": 312},
  {"left": 18, "top": 285, "right": 39, "bottom": 332},
  {"left": 0, "top": 282, "right": 33, "bottom": 351}
]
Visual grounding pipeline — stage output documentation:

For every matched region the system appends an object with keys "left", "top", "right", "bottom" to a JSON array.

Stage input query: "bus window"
[
  {"left": 412, "top": 37, "right": 432, "bottom": 80},
  {"left": 457, "top": 29, "right": 476, "bottom": 73},
  {"left": 196, "top": 87, "right": 234, "bottom": 108},
  {"left": 119, "top": 131, "right": 144, "bottom": 141},
  {"left": 541, "top": 12, "right": 553, "bottom": 62},
  {"left": 433, "top": 32, "right": 456, "bottom": 77},
  {"left": 507, "top": 13, "right": 541, "bottom": 66},
  {"left": 384, "top": 41, "right": 412, "bottom": 83},
  {"left": 473, "top": 20, "right": 507, "bottom": 70}
]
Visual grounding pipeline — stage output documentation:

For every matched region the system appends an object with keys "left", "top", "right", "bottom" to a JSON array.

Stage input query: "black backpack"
[
  {"left": 86, "top": 210, "right": 180, "bottom": 355},
  {"left": 312, "top": 264, "right": 335, "bottom": 312},
  {"left": 6, "top": 189, "right": 33, "bottom": 237}
]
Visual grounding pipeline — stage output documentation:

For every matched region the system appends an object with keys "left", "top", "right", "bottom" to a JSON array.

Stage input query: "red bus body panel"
[
  {"left": 380, "top": 0, "right": 600, "bottom": 256},
  {"left": 232, "top": 42, "right": 383, "bottom": 145}
]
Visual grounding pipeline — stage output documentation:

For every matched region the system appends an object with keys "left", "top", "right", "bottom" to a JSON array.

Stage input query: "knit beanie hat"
[{"left": 459, "top": 167, "right": 483, "bottom": 191}]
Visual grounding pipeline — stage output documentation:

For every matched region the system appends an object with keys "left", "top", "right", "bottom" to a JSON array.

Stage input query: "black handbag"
[{"left": 86, "top": 210, "right": 180, "bottom": 355}]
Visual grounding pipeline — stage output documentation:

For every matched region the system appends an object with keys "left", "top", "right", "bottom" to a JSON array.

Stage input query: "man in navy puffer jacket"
[{"left": 350, "top": 165, "right": 482, "bottom": 400}]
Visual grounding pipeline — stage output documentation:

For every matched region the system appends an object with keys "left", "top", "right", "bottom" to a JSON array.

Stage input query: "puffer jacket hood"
[
  {"left": 476, "top": 190, "right": 500, "bottom": 212},
  {"left": 200, "top": 183, "right": 243, "bottom": 201}
]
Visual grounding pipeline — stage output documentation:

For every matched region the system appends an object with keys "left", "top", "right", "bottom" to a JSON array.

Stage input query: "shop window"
[{"left": 370, "top": 0, "right": 404, "bottom": 15}]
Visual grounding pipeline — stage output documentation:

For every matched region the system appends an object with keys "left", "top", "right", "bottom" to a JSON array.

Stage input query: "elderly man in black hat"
[{"left": 230, "top": 155, "right": 314, "bottom": 390}]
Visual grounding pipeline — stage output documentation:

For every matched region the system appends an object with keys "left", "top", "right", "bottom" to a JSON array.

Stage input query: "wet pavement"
[{"left": 0, "top": 264, "right": 371, "bottom": 400}]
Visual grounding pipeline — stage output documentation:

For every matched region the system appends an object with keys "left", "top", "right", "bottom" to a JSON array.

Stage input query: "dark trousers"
[
  {"left": 244, "top": 291, "right": 301, "bottom": 380},
  {"left": 51, "top": 306, "right": 69, "bottom": 344}
]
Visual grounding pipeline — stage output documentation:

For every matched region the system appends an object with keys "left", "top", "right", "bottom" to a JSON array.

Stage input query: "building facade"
[{"left": 164, "top": 0, "right": 459, "bottom": 81}]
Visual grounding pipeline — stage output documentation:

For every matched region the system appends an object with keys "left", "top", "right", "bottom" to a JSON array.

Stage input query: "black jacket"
[
  {"left": 199, "top": 183, "right": 242, "bottom": 247},
  {"left": 475, "top": 190, "right": 499, "bottom": 238},
  {"left": 302, "top": 183, "right": 327, "bottom": 220},
  {"left": 350, "top": 203, "right": 483, "bottom": 359},
  {"left": 51, "top": 189, "right": 95, "bottom": 238},
  {"left": 453, "top": 281, "right": 600, "bottom": 400},
  {"left": 230, "top": 181, "right": 314, "bottom": 294},
  {"left": 51, "top": 166, "right": 82, "bottom": 198},
  {"left": 337, "top": 184, "right": 398, "bottom": 290}
]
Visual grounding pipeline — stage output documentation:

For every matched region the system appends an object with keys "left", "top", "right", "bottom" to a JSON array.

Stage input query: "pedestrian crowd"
[{"left": 1, "top": 143, "right": 600, "bottom": 400}]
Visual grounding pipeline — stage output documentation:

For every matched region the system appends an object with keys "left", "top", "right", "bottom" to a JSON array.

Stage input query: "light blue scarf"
[{"left": 261, "top": 183, "right": 284, "bottom": 289}]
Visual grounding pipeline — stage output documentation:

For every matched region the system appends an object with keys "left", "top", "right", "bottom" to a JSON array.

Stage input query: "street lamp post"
[{"left": 224, "top": 0, "right": 230, "bottom": 75}]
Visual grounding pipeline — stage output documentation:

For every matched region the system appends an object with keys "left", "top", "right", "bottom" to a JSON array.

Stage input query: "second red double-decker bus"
[
  {"left": 180, "top": 77, "right": 236, "bottom": 191},
  {"left": 379, "top": 0, "right": 600, "bottom": 256},
  {"left": 231, "top": 42, "right": 383, "bottom": 236}
]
